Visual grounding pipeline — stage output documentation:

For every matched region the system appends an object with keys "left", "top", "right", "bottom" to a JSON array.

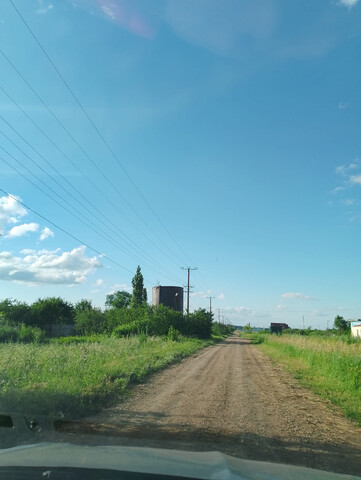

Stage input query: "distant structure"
[
  {"left": 270, "top": 322, "right": 289, "bottom": 334},
  {"left": 152, "top": 286, "right": 184, "bottom": 312},
  {"left": 350, "top": 319, "right": 361, "bottom": 338}
]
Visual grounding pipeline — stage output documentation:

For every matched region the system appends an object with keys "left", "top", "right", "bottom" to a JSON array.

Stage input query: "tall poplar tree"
[{"left": 131, "top": 265, "right": 147, "bottom": 307}]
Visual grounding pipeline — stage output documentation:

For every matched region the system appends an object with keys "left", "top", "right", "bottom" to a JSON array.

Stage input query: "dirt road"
[{"left": 67, "top": 335, "right": 361, "bottom": 475}]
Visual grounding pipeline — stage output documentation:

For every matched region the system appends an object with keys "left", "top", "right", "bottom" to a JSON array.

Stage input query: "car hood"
[{"left": 0, "top": 443, "right": 359, "bottom": 480}]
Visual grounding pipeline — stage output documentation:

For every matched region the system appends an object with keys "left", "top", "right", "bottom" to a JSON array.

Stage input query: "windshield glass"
[{"left": 0, "top": 1, "right": 361, "bottom": 478}]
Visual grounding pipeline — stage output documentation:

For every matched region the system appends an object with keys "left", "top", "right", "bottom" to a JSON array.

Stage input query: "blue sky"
[{"left": 0, "top": 0, "right": 360, "bottom": 328}]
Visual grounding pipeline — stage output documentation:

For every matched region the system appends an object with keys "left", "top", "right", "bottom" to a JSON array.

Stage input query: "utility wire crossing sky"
[{"left": 0, "top": 0, "right": 360, "bottom": 328}]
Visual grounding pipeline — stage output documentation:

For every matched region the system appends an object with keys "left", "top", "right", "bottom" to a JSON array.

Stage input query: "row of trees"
[
  {"left": 0, "top": 299, "right": 216, "bottom": 340},
  {"left": 0, "top": 265, "right": 148, "bottom": 329},
  {"left": 0, "top": 266, "right": 232, "bottom": 341}
]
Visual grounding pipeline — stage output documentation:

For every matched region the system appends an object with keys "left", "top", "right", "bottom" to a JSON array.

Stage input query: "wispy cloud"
[
  {"left": 311, "top": 309, "right": 329, "bottom": 317},
  {"left": 40, "top": 226, "right": 54, "bottom": 241},
  {"left": 339, "top": 0, "right": 360, "bottom": 8},
  {"left": 95, "top": 278, "right": 104, "bottom": 286},
  {"left": 107, "top": 283, "right": 131, "bottom": 294},
  {"left": 276, "top": 303, "right": 287, "bottom": 311},
  {"left": 331, "top": 186, "right": 345, "bottom": 195},
  {"left": 281, "top": 292, "right": 315, "bottom": 300},
  {"left": 338, "top": 102, "right": 349, "bottom": 110},
  {"left": 96, "top": 0, "right": 154, "bottom": 38},
  {"left": 5, "top": 223, "right": 39, "bottom": 238},
  {"left": 218, "top": 293, "right": 225, "bottom": 300},
  {"left": 341, "top": 198, "right": 357, "bottom": 206},
  {"left": 332, "top": 161, "right": 361, "bottom": 208},
  {"left": 349, "top": 174, "right": 361, "bottom": 185},
  {"left": 335, "top": 161, "right": 360, "bottom": 176},
  {"left": 36, "top": 2, "right": 54, "bottom": 15},
  {"left": 191, "top": 290, "right": 214, "bottom": 298}
]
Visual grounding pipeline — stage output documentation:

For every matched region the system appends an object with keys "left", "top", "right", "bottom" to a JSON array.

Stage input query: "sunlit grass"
[
  {"left": 257, "top": 334, "right": 361, "bottom": 425},
  {"left": 0, "top": 335, "right": 214, "bottom": 418}
]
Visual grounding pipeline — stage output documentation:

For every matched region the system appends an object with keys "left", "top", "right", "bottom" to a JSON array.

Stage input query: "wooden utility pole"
[
  {"left": 181, "top": 267, "right": 197, "bottom": 314},
  {"left": 207, "top": 296, "right": 215, "bottom": 316}
]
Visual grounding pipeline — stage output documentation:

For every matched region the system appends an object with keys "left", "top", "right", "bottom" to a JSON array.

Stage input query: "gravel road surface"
[{"left": 65, "top": 335, "right": 361, "bottom": 476}]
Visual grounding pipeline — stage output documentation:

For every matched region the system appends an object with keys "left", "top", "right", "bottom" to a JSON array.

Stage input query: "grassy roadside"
[
  {"left": 242, "top": 333, "right": 361, "bottom": 426},
  {"left": 0, "top": 335, "right": 220, "bottom": 418}
]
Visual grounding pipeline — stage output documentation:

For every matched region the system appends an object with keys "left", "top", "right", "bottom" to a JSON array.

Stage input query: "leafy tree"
[
  {"left": 75, "top": 299, "right": 93, "bottom": 314},
  {"left": 108, "top": 304, "right": 149, "bottom": 334},
  {"left": 0, "top": 299, "right": 32, "bottom": 326},
  {"left": 185, "top": 309, "right": 213, "bottom": 339},
  {"left": 130, "top": 266, "right": 147, "bottom": 307},
  {"left": 30, "top": 297, "right": 75, "bottom": 327},
  {"left": 105, "top": 290, "right": 132, "bottom": 309},
  {"left": 334, "top": 315, "right": 350, "bottom": 334},
  {"left": 74, "top": 308, "right": 106, "bottom": 336}
]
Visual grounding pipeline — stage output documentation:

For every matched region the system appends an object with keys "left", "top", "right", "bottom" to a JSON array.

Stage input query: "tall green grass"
[
  {"left": 0, "top": 335, "right": 214, "bottom": 418},
  {"left": 257, "top": 334, "right": 361, "bottom": 425}
]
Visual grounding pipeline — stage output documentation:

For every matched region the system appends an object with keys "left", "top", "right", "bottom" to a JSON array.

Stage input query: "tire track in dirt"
[{"left": 66, "top": 335, "right": 361, "bottom": 476}]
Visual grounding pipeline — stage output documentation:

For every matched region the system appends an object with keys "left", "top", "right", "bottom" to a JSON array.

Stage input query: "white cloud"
[
  {"left": 339, "top": 0, "right": 360, "bottom": 7},
  {"left": 228, "top": 306, "right": 271, "bottom": 318},
  {"left": 95, "top": 278, "right": 104, "bottom": 286},
  {"left": 349, "top": 174, "right": 361, "bottom": 185},
  {"left": 0, "top": 246, "right": 101, "bottom": 285},
  {"left": 342, "top": 198, "right": 357, "bottom": 206},
  {"left": 0, "top": 194, "right": 27, "bottom": 234},
  {"left": 40, "top": 227, "right": 54, "bottom": 241},
  {"left": 281, "top": 292, "right": 315, "bottom": 300},
  {"left": 276, "top": 303, "right": 287, "bottom": 311},
  {"left": 102, "top": 5, "right": 115, "bottom": 20},
  {"left": 190, "top": 290, "right": 214, "bottom": 298},
  {"left": 218, "top": 293, "right": 225, "bottom": 300},
  {"left": 5, "top": 223, "right": 39, "bottom": 238},
  {"left": 311, "top": 310, "right": 329, "bottom": 317},
  {"left": 36, "top": 2, "right": 54, "bottom": 14},
  {"left": 331, "top": 186, "right": 345, "bottom": 195},
  {"left": 107, "top": 283, "right": 131, "bottom": 294},
  {"left": 336, "top": 161, "right": 360, "bottom": 176}
]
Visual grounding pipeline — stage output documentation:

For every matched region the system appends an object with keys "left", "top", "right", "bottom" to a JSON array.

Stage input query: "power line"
[
  {"left": 8, "top": 1, "right": 193, "bottom": 266},
  {"left": 0, "top": 148, "right": 183, "bottom": 284},
  {"left": 0, "top": 47, "right": 187, "bottom": 270},
  {"left": 0, "top": 116, "right": 183, "bottom": 285},
  {"left": 0, "top": 83, "right": 185, "bottom": 276},
  {"left": 0, "top": 188, "right": 140, "bottom": 280}
]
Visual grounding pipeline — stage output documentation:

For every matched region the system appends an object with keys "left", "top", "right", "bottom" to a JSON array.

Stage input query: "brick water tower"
[{"left": 152, "top": 286, "right": 184, "bottom": 312}]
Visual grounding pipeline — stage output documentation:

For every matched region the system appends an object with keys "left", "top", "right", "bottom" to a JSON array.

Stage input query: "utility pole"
[
  {"left": 181, "top": 267, "right": 197, "bottom": 314},
  {"left": 207, "top": 296, "right": 215, "bottom": 316}
]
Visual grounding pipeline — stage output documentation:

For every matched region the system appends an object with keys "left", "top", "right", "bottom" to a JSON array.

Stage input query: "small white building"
[{"left": 350, "top": 319, "right": 361, "bottom": 338}]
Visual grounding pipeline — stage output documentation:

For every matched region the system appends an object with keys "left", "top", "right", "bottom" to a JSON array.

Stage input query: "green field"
[
  {"left": 250, "top": 333, "right": 361, "bottom": 426},
  {"left": 0, "top": 335, "right": 216, "bottom": 418}
]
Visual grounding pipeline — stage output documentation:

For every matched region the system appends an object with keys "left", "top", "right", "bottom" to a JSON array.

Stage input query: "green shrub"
[
  {"left": 185, "top": 309, "right": 212, "bottom": 339},
  {"left": 167, "top": 325, "right": 179, "bottom": 341},
  {"left": 18, "top": 324, "right": 45, "bottom": 343},
  {"left": 0, "top": 324, "right": 45, "bottom": 343},
  {"left": 74, "top": 308, "right": 107, "bottom": 336}
]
